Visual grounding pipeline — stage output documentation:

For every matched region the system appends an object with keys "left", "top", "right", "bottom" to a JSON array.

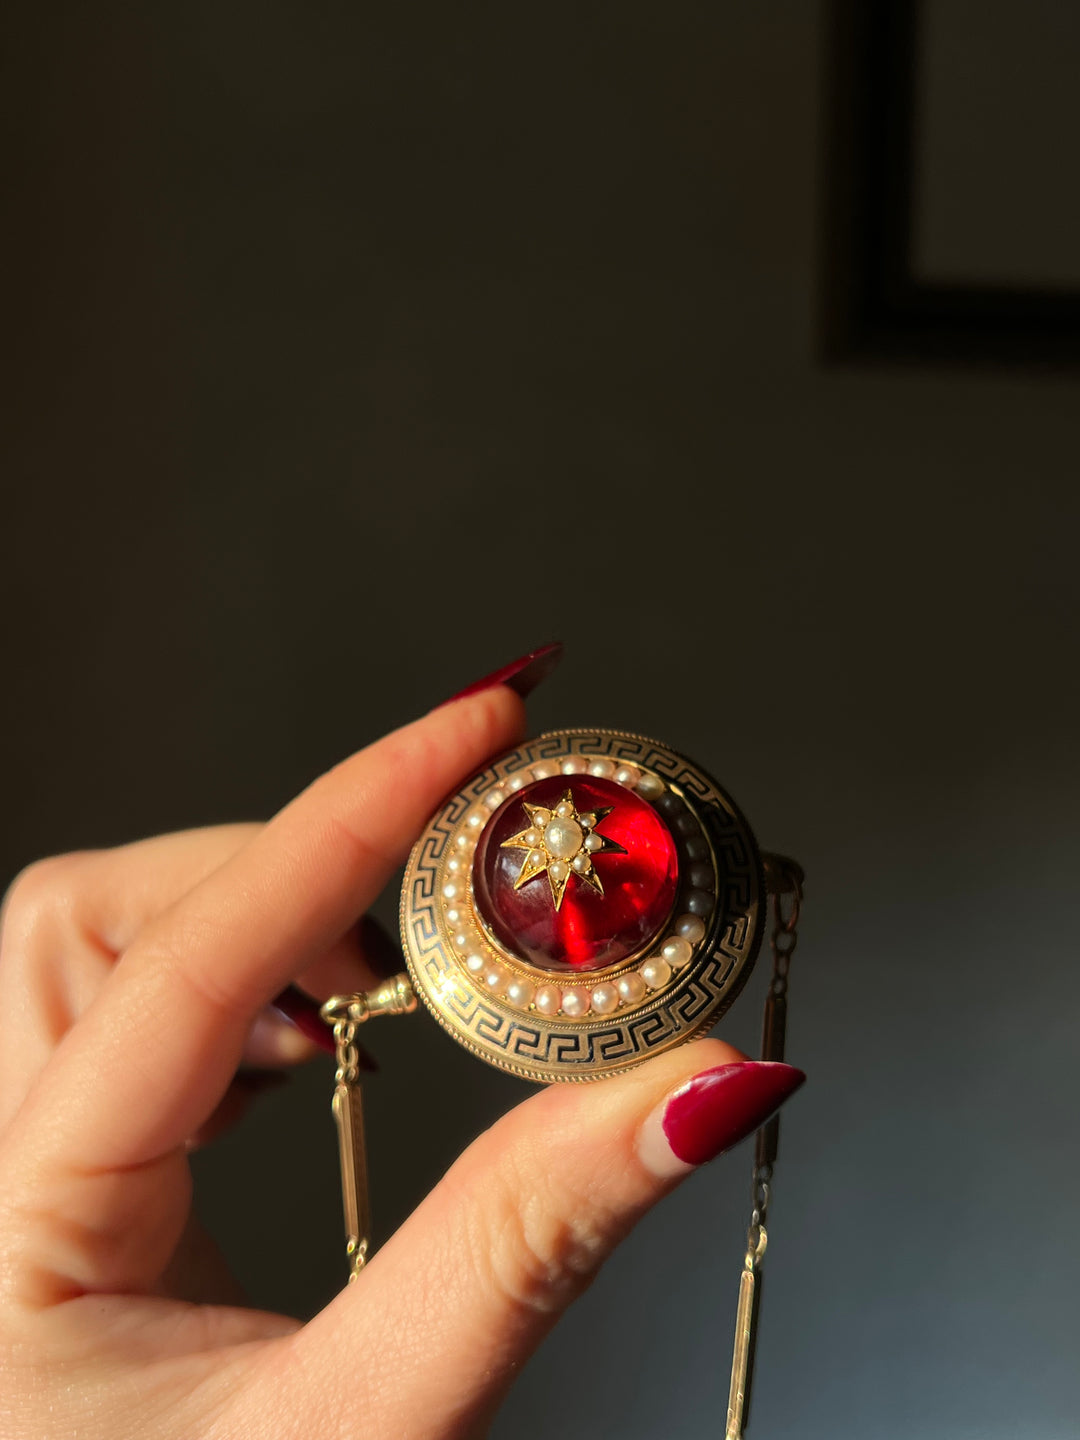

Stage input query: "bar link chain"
[{"left": 726, "top": 857, "right": 803, "bottom": 1440}]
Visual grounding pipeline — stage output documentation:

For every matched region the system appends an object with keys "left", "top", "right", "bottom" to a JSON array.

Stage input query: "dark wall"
[{"left": 3, "top": 5, "right": 1079, "bottom": 1438}]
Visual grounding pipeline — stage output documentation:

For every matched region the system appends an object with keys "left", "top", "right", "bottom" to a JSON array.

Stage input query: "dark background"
[{"left": 3, "top": 3, "right": 1079, "bottom": 1437}]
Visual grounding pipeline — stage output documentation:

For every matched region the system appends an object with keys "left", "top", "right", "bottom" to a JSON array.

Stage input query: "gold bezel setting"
[{"left": 399, "top": 729, "right": 764, "bottom": 1083}]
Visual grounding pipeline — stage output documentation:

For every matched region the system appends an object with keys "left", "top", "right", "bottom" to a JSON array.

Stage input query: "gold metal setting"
[
  {"left": 399, "top": 729, "right": 765, "bottom": 1085},
  {"left": 500, "top": 788, "right": 624, "bottom": 908}
]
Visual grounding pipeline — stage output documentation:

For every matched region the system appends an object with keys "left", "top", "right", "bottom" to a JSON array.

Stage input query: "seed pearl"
[
  {"left": 660, "top": 937, "right": 693, "bottom": 969},
  {"left": 442, "top": 881, "right": 460, "bottom": 901},
  {"left": 524, "top": 827, "right": 542, "bottom": 847},
  {"left": 527, "top": 848, "right": 545, "bottom": 867},
  {"left": 545, "top": 818, "right": 583, "bottom": 858},
  {"left": 588, "top": 758, "right": 615, "bottom": 778},
  {"left": 640, "top": 957, "right": 672, "bottom": 990},
  {"left": 535, "top": 985, "right": 562, "bottom": 1016},
  {"left": 506, "top": 773, "right": 527, "bottom": 791},
  {"left": 688, "top": 863, "right": 714, "bottom": 890},
  {"left": 616, "top": 972, "right": 647, "bottom": 1004},
  {"left": 614, "top": 763, "right": 640, "bottom": 788},
  {"left": 636, "top": 771, "right": 664, "bottom": 801},
  {"left": 446, "top": 854, "right": 467, "bottom": 876},
  {"left": 571, "top": 853, "right": 592, "bottom": 873},
  {"left": 578, "top": 812, "right": 597, "bottom": 828},
  {"left": 675, "top": 914, "right": 707, "bottom": 943},
  {"left": 531, "top": 807, "right": 551, "bottom": 828},
  {"left": 561, "top": 756, "right": 587, "bottom": 774},
  {"left": 560, "top": 987, "right": 590, "bottom": 1017},
  {"left": 446, "top": 906, "right": 464, "bottom": 927},
  {"left": 452, "top": 930, "right": 476, "bottom": 952},
  {"left": 484, "top": 963, "right": 508, "bottom": 994},
  {"left": 532, "top": 762, "right": 557, "bottom": 780},
  {"left": 507, "top": 977, "right": 535, "bottom": 1008},
  {"left": 555, "top": 800, "right": 573, "bottom": 818},
  {"left": 483, "top": 788, "right": 506, "bottom": 811},
  {"left": 548, "top": 859, "right": 570, "bottom": 884},
  {"left": 584, "top": 832, "right": 603, "bottom": 853},
  {"left": 455, "top": 833, "right": 473, "bottom": 851},
  {"left": 686, "top": 890, "right": 713, "bottom": 916},
  {"left": 591, "top": 983, "right": 618, "bottom": 1014},
  {"left": 466, "top": 808, "right": 487, "bottom": 832},
  {"left": 465, "top": 953, "right": 486, "bottom": 973}
]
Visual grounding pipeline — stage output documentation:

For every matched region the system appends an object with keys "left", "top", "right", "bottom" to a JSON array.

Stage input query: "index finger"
[{"left": 3, "top": 690, "right": 524, "bottom": 1241}]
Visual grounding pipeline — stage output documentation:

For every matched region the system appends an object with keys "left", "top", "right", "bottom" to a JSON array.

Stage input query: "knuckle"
[
  {"left": 464, "top": 1134, "right": 615, "bottom": 1317},
  {"left": 0, "top": 855, "right": 86, "bottom": 956}
]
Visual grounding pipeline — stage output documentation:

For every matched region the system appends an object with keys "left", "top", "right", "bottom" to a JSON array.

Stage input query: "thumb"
[{"left": 284, "top": 1040, "right": 805, "bottom": 1439}]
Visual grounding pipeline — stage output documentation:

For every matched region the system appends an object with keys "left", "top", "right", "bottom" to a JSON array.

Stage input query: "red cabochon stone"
[{"left": 472, "top": 775, "right": 679, "bottom": 973}]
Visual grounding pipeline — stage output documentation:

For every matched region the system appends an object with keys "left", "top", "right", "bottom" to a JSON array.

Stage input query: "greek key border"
[{"left": 401, "top": 730, "right": 763, "bottom": 1081}]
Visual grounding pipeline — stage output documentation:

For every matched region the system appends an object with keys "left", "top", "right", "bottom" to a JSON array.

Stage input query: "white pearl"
[
  {"left": 452, "top": 929, "right": 478, "bottom": 952},
  {"left": 640, "top": 957, "right": 672, "bottom": 990},
  {"left": 548, "top": 859, "right": 570, "bottom": 884},
  {"left": 577, "top": 812, "right": 597, "bottom": 829},
  {"left": 660, "top": 937, "right": 693, "bottom": 969},
  {"left": 584, "top": 832, "right": 603, "bottom": 853},
  {"left": 454, "top": 833, "right": 473, "bottom": 852},
  {"left": 561, "top": 756, "right": 586, "bottom": 774},
  {"left": 617, "top": 972, "right": 647, "bottom": 1004},
  {"left": 544, "top": 818, "right": 583, "bottom": 858},
  {"left": 560, "top": 987, "right": 589, "bottom": 1017},
  {"left": 483, "top": 787, "right": 506, "bottom": 810},
  {"left": 507, "top": 773, "right": 528, "bottom": 791},
  {"left": 524, "top": 827, "right": 542, "bottom": 847},
  {"left": 527, "top": 848, "right": 545, "bottom": 867},
  {"left": 614, "top": 763, "right": 640, "bottom": 788},
  {"left": 532, "top": 762, "right": 557, "bottom": 780},
  {"left": 591, "top": 983, "right": 618, "bottom": 1014},
  {"left": 442, "top": 881, "right": 460, "bottom": 901},
  {"left": 530, "top": 808, "right": 552, "bottom": 828},
  {"left": 588, "top": 758, "right": 615, "bottom": 778},
  {"left": 465, "top": 952, "right": 486, "bottom": 973},
  {"left": 446, "top": 854, "right": 467, "bottom": 875},
  {"left": 675, "top": 914, "right": 706, "bottom": 943},
  {"left": 507, "top": 977, "right": 536, "bottom": 1008},
  {"left": 571, "top": 853, "right": 591, "bottom": 873},
  {"left": 636, "top": 772, "right": 664, "bottom": 801},
  {"left": 446, "top": 905, "right": 464, "bottom": 927},
  {"left": 535, "top": 984, "right": 562, "bottom": 1016},
  {"left": 555, "top": 800, "right": 573, "bottom": 818},
  {"left": 465, "top": 807, "right": 487, "bottom": 832},
  {"left": 484, "top": 963, "right": 508, "bottom": 994}
]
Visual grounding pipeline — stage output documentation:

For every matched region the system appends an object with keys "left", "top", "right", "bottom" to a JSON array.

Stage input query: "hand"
[{"left": 0, "top": 676, "right": 803, "bottom": 1439}]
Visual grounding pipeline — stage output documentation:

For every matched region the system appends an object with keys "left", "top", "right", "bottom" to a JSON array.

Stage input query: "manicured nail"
[
  {"left": 639, "top": 1062, "right": 805, "bottom": 1177},
  {"left": 444, "top": 641, "right": 563, "bottom": 704},
  {"left": 247, "top": 1010, "right": 320, "bottom": 1066},
  {"left": 270, "top": 986, "right": 379, "bottom": 1071},
  {"left": 358, "top": 914, "right": 404, "bottom": 980}
]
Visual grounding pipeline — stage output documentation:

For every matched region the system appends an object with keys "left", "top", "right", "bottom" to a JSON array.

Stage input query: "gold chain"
[
  {"left": 726, "top": 857, "right": 803, "bottom": 1440},
  {"left": 321, "top": 978, "right": 417, "bottom": 1281}
]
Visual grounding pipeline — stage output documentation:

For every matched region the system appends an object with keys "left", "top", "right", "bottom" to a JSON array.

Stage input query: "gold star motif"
[{"left": 500, "top": 787, "right": 626, "bottom": 910}]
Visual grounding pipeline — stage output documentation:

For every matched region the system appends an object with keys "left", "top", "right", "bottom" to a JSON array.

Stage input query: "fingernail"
[
  {"left": 269, "top": 986, "right": 379, "bottom": 1071},
  {"left": 247, "top": 1011, "right": 320, "bottom": 1065},
  {"left": 444, "top": 641, "right": 563, "bottom": 704},
  {"left": 358, "top": 914, "right": 404, "bottom": 980},
  {"left": 639, "top": 1062, "right": 805, "bottom": 1177}
]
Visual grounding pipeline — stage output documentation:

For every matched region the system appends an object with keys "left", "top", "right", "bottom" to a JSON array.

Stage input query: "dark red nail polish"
[
  {"left": 662, "top": 1062, "right": 805, "bottom": 1166},
  {"left": 270, "top": 986, "right": 378, "bottom": 1071},
  {"left": 445, "top": 642, "right": 563, "bottom": 703},
  {"left": 358, "top": 914, "right": 404, "bottom": 980}
]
